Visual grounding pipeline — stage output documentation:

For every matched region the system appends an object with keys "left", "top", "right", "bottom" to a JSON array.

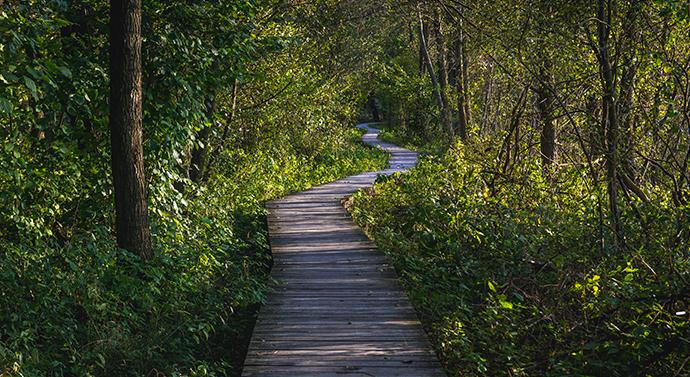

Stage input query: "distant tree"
[
  {"left": 417, "top": 3, "right": 449, "bottom": 135},
  {"left": 109, "top": 0, "right": 152, "bottom": 259}
]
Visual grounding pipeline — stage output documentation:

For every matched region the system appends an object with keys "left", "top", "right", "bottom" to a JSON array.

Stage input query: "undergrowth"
[
  {"left": 0, "top": 126, "right": 387, "bottom": 376},
  {"left": 349, "top": 139, "right": 690, "bottom": 377}
]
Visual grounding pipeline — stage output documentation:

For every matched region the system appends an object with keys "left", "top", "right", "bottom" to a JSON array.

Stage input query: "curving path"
[{"left": 241, "top": 124, "right": 445, "bottom": 377}]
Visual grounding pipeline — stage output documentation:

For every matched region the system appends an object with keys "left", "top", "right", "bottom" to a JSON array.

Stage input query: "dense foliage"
[
  {"left": 0, "top": 1, "right": 386, "bottom": 375},
  {"left": 3, "top": 0, "right": 690, "bottom": 375},
  {"left": 351, "top": 144, "right": 689, "bottom": 376},
  {"left": 350, "top": 0, "right": 690, "bottom": 375}
]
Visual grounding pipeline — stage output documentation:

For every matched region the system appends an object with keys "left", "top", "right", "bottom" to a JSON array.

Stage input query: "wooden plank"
[
  {"left": 267, "top": 287, "right": 405, "bottom": 294},
  {"left": 251, "top": 332, "right": 430, "bottom": 340},
  {"left": 254, "top": 316, "right": 421, "bottom": 323},
  {"left": 271, "top": 272, "right": 399, "bottom": 280},
  {"left": 251, "top": 322, "right": 423, "bottom": 331},
  {"left": 244, "top": 358, "right": 440, "bottom": 367},
  {"left": 261, "top": 297, "right": 408, "bottom": 304},
  {"left": 254, "top": 314, "right": 419, "bottom": 322},
  {"left": 260, "top": 297, "right": 413, "bottom": 305},
  {"left": 256, "top": 309, "right": 420, "bottom": 317},
  {"left": 273, "top": 258, "right": 388, "bottom": 265},
  {"left": 271, "top": 243, "right": 377, "bottom": 252},
  {"left": 273, "top": 251, "right": 383, "bottom": 258},
  {"left": 246, "top": 349, "right": 436, "bottom": 357},
  {"left": 270, "top": 264, "right": 394, "bottom": 272},
  {"left": 258, "top": 307, "right": 416, "bottom": 315},
  {"left": 246, "top": 340, "right": 435, "bottom": 350},
  {"left": 241, "top": 124, "right": 444, "bottom": 376},
  {"left": 242, "top": 366, "right": 446, "bottom": 377}
]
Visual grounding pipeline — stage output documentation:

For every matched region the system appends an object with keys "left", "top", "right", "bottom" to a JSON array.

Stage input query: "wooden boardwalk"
[{"left": 242, "top": 124, "right": 445, "bottom": 377}]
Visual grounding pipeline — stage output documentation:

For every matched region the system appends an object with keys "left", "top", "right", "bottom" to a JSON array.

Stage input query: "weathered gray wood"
[
  {"left": 242, "top": 365, "right": 448, "bottom": 377},
  {"left": 247, "top": 340, "right": 436, "bottom": 350},
  {"left": 247, "top": 349, "right": 436, "bottom": 357},
  {"left": 242, "top": 124, "right": 445, "bottom": 376}
]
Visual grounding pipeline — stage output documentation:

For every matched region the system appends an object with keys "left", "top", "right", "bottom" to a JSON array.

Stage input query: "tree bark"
[
  {"left": 618, "top": 1, "right": 641, "bottom": 176},
  {"left": 596, "top": 0, "right": 623, "bottom": 248},
  {"left": 533, "top": 2, "right": 556, "bottom": 168},
  {"left": 479, "top": 62, "right": 494, "bottom": 137},
  {"left": 460, "top": 27, "right": 471, "bottom": 128},
  {"left": 368, "top": 94, "right": 381, "bottom": 122},
  {"left": 454, "top": 23, "right": 469, "bottom": 140},
  {"left": 536, "top": 61, "right": 556, "bottom": 167},
  {"left": 418, "top": 19, "right": 428, "bottom": 76},
  {"left": 417, "top": 4, "right": 449, "bottom": 136},
  {"left": 109, "top": 0, "right": 152, "bottom": 260},
  {"left": 433, "top": 8, "right": 452, "bottom": 136}
]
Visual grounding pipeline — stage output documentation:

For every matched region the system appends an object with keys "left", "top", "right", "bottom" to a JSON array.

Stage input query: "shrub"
[{"left": 350, "top": 142, "right": 690, "bottom": 376}]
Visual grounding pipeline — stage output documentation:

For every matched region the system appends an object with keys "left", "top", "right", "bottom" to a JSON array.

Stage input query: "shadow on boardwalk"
[{"left": 241, "top": 124, "right": 445, "bottom": 377}]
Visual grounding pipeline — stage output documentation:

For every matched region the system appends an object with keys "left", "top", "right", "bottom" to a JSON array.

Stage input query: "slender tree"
[
  {"left": 109, "top": 0, "right": 152, "bottom": 259},
  {"left": 454, "top": 21, "right": 470, "bottom": 140},
  {"left": 368, "top": 94, "right": 381, "bottom": 122},
  {"left": 433, "top": 7, "right": 452, "bottom": 136},
  {"left": 536, "top": 56, "right": 556, "bottom": 167},
  {"left": 417, "top": 3, "right": 449, "bottom": 135}
]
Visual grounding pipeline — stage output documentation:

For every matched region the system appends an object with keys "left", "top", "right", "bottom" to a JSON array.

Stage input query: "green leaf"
[
  {"left": 2, "top": 72, "right": 18, "bottom": 83},
  {"left": 26, "top": 66, "right": 42, "bottom": 80},
  {"left": 74, "top": 94, "right": 86, "bottom": 105},
  {"left": 57, "top": 66, "right": 72, "bottom": 79},
  {"left": 96, "top": 353, "right": 106, "bottom": 368},
  {"left": 24, "top": 76, "right": 38, "bottom": 100},
  {"left": 0, "top": 97, "right": 12, "bottom": 114}
]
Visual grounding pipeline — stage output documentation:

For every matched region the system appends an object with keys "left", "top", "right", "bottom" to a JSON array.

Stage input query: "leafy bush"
[
  {"left": 0, "top": 126, "right": 386, "bottom": 376},
  {"left": 1, "top": 0, "right": 388, "bottom": 374},
  {"left": 349, "top": 142, "right": 690, "bottom": 376}
]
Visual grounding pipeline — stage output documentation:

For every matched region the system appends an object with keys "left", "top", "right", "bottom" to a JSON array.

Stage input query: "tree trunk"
[
  {"left": 596, "top": 0, "right": 622, "bottom": 248},
  {"left": 536, "top": 61, "right": 556, "bottom": 167},
  {"left": 434, "top": 8, "right": 452, "bottom": 136},
  {"left": 618, "top": 1, "right": 640, "bottom": 176},
  {"left": 417, "top": 5, "right": 448, "bottom": 136},
  {"left": 109, "top": 0, "right": 152, "bottom": 259},
  {"left": 454, "top": 23, "right": 469, "bottom": 140},
  {"left": 460, "top": 27, "right": 471, "bottom": 127},
  {"left": 418, "top": 20, "right": 428, "bottom": 76},
  {"left": 479, "top": 62, "right": 495, "bottom": 137},
  {"left": 368, "top": 94, "right": 381, "bottom": 122}
]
